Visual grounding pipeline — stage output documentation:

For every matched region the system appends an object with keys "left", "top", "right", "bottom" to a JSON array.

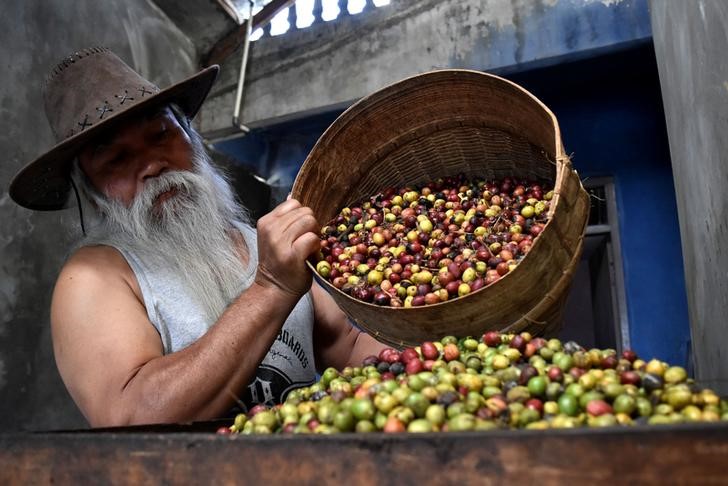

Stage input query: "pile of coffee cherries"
[
  {"left": 221, "top": 333, "right": 728, "bottom": 435},
  {"left": 313, "top": 175, "right": 553, "bottom": 307}
]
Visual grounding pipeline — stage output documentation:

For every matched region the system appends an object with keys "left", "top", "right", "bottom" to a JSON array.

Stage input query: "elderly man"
[{"left": 10, "top": 47, "right": 385, "bottom": 427}]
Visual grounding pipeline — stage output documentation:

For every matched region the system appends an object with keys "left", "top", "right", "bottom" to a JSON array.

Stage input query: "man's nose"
[{"left": 137, "top": 157, "right": 169, "bottom": 181}]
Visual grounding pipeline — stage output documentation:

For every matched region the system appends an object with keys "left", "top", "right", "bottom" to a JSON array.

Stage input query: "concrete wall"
[
  {"left": 152, "top": 0, "right": 235, "bottom": 56},
  {"left": 651, "top": 1, "right": 728, "bottom": 394},
  {"left": 0, "top": 0, "right": 196, "bottom": 431},
  {"left": 199, "top": 0, "right": 652, "bottom": 138}
]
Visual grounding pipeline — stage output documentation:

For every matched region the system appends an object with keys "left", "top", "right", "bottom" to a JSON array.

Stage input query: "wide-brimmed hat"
[{"left": 9, "top": 47, "right": 219, "bottom": 211}]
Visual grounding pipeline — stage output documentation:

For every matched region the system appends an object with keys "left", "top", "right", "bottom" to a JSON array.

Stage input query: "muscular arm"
[
  {"left": 52, "top": 199, "right": 319, "bottom": 427},
  {"left": 311, "top": 282, "right": 387, "bottom": 371}
]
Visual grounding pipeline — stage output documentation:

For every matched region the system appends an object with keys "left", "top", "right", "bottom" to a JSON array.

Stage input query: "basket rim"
[
  {"left": 293, "top": 69, "right": 586, "bottom": 339},
  {"left": 291, "top": 68, "right": 565, "bottom": 198}
]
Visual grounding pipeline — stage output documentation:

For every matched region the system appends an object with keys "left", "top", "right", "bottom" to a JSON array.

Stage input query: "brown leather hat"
[{"left": 9, "top": 47, "right": 219, "bottom": 211}]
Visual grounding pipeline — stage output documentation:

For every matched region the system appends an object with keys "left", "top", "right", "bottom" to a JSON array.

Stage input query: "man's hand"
[{"left": 254, "top": 198, "right": 320, "bottom": 298}]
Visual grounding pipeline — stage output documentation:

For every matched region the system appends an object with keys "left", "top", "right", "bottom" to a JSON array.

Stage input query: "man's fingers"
[
  {"left": 267, "top": 198, "right": 301, "bottom": 217},
  {"left": 281, "top": 212, "right": 319, "bottom": 246},
  {"left": 277, "top": 207, "right": 318, "bottom": 239},
  {"left": 263, "top": 202, "right": 315, "bottom": 234},
  {"left": 292, "top": 232, "right": 321, "bottom": 259}
]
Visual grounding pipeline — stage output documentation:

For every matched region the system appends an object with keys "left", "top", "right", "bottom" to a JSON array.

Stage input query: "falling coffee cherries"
[{"left": 314, "top": 175, "right": 554, "bottom": 307}]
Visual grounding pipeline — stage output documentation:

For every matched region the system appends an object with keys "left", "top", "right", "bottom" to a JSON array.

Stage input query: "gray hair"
[{"left": 68, "top": 106, "right": 254, "bottom": 323}]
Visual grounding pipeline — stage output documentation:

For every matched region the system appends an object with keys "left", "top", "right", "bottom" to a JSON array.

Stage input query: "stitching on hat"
[
  {"left": 96, "top": 101, "right": 113, "bottom": 119},
  {"left": 45, "top": 47, "right": 110, "bottom": 87},
  {"left": 115, "top": 90, "right": 134, "bottom": 105},
  {"left": 138, "top": 86, "right": 153, "bottom": 97},
  {"left": 78, "top": 114, "right": 92, "bottom": 130}
]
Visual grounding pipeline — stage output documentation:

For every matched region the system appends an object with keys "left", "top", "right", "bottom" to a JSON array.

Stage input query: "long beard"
[{"left": 75, "top": 151, "right": 252, "bottom": 325}]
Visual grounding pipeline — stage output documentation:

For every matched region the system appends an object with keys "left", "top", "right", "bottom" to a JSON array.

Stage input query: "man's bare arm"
[
  {"left": 52, "top": 199, "right": 319, "bottom": 427},
  {"left": 311, "top": 282, "right": 387, "bottom": 372}
]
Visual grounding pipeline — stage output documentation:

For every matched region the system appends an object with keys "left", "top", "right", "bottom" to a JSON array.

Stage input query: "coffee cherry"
[
  {"left": 421, "top": 341, "right": 439, "bottom": 360},
  {"left": 483, "top": 331, "right": 501, "bottom": 347},
  {"left": 443, "top": 343, "right": 460, "bottom": 361},
  {"left": 458, "top": 283, "right": 471, "bottom": 296},
  {"left": 373, "top": 291, "right": 391, "bottom": 306},
  {"left": 406, "top": 359, "right": 424, "bottom": 375},
  {"left": 315, "top": 176, "right": 554, "bottom": 307},
  {"left": 316, "top": 261, "right": 331, "bottom": 278}
]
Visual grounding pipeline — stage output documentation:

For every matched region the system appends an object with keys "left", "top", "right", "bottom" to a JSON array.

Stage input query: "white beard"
[{"left": 72, "top": 149, "right": 252, "bottom": 325}]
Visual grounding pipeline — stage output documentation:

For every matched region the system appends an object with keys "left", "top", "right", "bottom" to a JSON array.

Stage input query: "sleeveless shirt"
[{"left": 100, "top": 223, "right": 317, "bottom": 412}]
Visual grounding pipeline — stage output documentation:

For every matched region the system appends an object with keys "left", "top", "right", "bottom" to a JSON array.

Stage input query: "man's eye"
[
  {"left": 98, "top": 149, "right": 126, "bottom": 167},
  {"left": 155, "top": 124, "right": 169, "bottom": 140},
  {"left": 104, "top": 154, "right": 122, "bottom": 167}
]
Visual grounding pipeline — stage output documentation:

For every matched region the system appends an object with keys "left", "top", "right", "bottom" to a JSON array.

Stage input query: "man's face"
[
  {"left": 75, "top": 109, "right": 249, "bottom": 324},
  {"left": 78, "top": 106, "right": 195, "bottom": 207}
]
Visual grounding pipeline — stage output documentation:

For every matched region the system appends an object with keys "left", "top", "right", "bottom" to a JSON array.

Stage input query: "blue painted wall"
[
  {"left": 216, "top": 43, "right": 691, "bottom": 367},
  {"left": 474, "top": 0, "right": 653, "bottom": 70},
  {"left": 507, "top": 44, "right": 690, "bottom": 367}
]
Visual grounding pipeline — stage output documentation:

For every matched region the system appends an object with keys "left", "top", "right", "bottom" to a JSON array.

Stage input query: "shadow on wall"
[{"left": 209, "top": 148, "right": 273, "bottom": 222}]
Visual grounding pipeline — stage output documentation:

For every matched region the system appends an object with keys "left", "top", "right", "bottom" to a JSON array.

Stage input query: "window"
[
  {"left": 560, "top": 177, "right": 630, "bottom": 352},
  {"left": 218, "top": 0, "right": 392, "bottom": 39}
]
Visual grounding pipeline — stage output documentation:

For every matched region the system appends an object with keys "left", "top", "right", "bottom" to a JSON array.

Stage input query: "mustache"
[{"left": 130, "top": 171, "right": 196, "bottom": 215}]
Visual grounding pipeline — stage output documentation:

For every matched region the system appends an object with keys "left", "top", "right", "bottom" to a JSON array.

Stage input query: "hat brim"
[{"left": 9, "top": 65, "right": 220, "bottom": 211}]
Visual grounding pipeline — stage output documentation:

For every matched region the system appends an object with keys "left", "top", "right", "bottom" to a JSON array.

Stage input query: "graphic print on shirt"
[
  {"left": 241, "top": 364, "right": 315, "bottom": 410},
  {"left": 239, "top": 328, "right": 316, "bottom": 411}
]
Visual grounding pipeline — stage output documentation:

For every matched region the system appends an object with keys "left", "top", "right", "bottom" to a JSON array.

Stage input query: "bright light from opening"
[
  {"left": 250, "top": 28, "right": 264, "bottom": 41},
  {"left": 269, "top": 7, "right": 290, "bottom": 35},
  {"left": 245, "top": 0, "right": 392, "bottom": 41},
  {"left": 248, "top": 3, "right": 264, "bottom": 40},
  {"left": 321, "top": 0, "right": 340, "bottom": 21},
  {"left": 296, "top": 0, "right": 315, "bottom": 28},
  {"left": 348, "top": 0, "right": 366, "bottom": 14}
]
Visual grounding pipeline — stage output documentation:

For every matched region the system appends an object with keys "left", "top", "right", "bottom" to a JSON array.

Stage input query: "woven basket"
[{"left": 291, "top": 69, "right": 590, "bottom": 347}]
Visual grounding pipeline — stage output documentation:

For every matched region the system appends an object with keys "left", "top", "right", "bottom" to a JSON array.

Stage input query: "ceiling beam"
[{"left": 203, "top": 0, "right": 296, "bottom": 67}]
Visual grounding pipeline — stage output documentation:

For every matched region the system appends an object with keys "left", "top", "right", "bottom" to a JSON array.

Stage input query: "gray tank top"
[{"left": 104, "top": 223, "right": 317, "bottom": 411}]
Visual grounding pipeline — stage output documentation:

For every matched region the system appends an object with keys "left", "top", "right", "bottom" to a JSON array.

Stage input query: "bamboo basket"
[{"left": 291, "top": 69, "right": 590, "bottom": 347}]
